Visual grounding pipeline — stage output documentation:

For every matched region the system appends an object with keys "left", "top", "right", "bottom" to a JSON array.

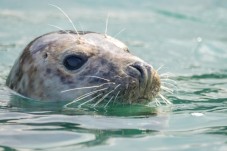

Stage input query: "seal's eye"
[{"left": 63, "top": 55, "right": 86, "bottom": 70}]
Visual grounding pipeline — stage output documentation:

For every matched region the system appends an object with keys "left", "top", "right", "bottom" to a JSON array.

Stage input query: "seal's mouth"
[
  {"left": 138, "top": 69, "right": 161, "bottom": 102},
  {"left": 125, "top": 63, "right": 161, "bottom": 103},
  {"left": 136, "top": 64, "right": 160, "bottom": 99}
]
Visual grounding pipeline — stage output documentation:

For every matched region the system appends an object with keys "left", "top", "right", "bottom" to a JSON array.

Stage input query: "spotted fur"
[{"left": 6, "top": 31, "right": 160, "bottom": 103}]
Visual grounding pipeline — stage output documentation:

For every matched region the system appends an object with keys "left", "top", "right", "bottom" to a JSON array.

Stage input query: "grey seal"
[{"left": 6, "top": 31, "right": 161, "bottom": 106}]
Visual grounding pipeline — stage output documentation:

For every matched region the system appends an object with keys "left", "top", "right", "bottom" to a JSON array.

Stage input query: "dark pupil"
[{"left": 63, "top": 55, "right": 84, "bottom": 70}]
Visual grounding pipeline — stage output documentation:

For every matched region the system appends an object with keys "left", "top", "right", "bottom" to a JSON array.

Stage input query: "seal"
[{"left": 6, "top": 30, "right": 161, "bottom": 106}]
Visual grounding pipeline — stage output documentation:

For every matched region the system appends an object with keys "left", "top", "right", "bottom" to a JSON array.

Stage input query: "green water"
[{"left": 0, "top": 0, "right": 227, "bottom": 150}]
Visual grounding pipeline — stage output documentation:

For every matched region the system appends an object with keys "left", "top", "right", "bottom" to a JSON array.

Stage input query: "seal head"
[{"left": 6, "top": 31, "right": 160, "bottom": 104}]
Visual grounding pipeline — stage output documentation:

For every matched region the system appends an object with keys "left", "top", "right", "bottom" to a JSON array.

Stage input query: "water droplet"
[
  {"left": 191, "top": 112, "right": 204, "bottom": 117},
  {"left": 197, "top": 37, "right": 202, "bottom": 43}
]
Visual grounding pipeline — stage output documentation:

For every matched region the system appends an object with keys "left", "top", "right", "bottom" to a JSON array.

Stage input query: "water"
[{"left": 0, "top": 0, "right": 227, "bottom": 150}]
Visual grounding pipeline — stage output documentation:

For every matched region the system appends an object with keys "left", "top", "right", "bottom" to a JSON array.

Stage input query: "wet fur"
[{"left": 6, "top": 31, "right": 161, "bottom": 103}]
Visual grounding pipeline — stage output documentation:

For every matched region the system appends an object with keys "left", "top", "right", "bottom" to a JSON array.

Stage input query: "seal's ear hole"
[
  {"left": 43, "top": 53, "right": 48, "bottom": 59},
  {"left": 63, "top": 55, "right": 87, "bottom": 70}
]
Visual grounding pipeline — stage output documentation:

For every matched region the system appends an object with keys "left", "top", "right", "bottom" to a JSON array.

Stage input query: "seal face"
[{"left": 6, "top": 30, "right": 160, "bottom": 104}]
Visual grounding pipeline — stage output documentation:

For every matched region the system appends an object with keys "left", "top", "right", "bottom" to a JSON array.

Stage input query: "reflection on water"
[{"left": 0, "top": 0, "right": 227, "bottom": 150}]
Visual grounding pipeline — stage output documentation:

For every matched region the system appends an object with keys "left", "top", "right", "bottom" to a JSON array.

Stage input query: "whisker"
[
  {"left": 104, "top": 96, "right": 114, "bottom": 108},
  {"left": 92, "top": 84, "right": 120, "bottom": 107},
  {"left": 105, "top": 13, "right": 110, "bottom": 37},
  {"left": 161, "top": 81, "right": 176, "bottom": 87},
  {"left": 64, "top": 87, "right": 108, "bottom": 107},
  {"left": 161, "top": 78, "right": 177, "bottom": 84},
  {"left": 61, "top": 82, "right": 114, "bottom": 93},
  {"left": 113, "top": 90, "right": 120, "bottom": 104},
  {"left": 78, "top": 94, "right": 102, "bottom": 108},
  {"left": 71, "top": 88, "right": 107, "bottom": 100},
  {"left": 49, "top": 4, "right": 79, "bottom": 36},
  {"left": 114, "top": 28, "right": 126, "bottom": 38},
  {"left": 161, "top": 86, "right": 174, "bottom": 94},
  {"left": 159, "top": 94, "right": 172, "bottom": 105},
  {"left": 114, "top": 84, "right": 121, "bottom": 90},
  {"left": 160, "top": 72, "right": 175, "bottom": 77},
  {"left": 85, "top": 75, "right": 111, "bottom": 82},
  {"left": 78, "top": 22, "right": 85, "bottom": 35},
  {"left": 161, "top": 81, "right": 178, "bottom": 90},
  {"left": 91, "top": 90, "right": 114, "bottom": 108},
  {"left": 156, "top": 65, "right": 164, "bottom": 72},
  {"left": 47, "top": 24, "right": 76, "bottom": 41},
  {"left": 155, "top": 98, "right": 161, "bottom": 106}
]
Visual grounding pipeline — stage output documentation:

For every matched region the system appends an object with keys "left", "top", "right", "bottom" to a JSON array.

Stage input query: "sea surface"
[{"left": 0, "top": 0, "right": 227, "bottom": 150}]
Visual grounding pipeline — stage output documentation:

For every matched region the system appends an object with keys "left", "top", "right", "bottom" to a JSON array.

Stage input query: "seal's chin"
[{"left": 137, "top": 97, "right": 150, "bottom": 103}]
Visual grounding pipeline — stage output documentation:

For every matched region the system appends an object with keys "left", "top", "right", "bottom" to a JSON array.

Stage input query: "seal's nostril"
[
  {"left": 130, "top": 64, "right": 144, "bottom": 78},
  {"left": 126, "top": 63, "right": 147, "bottom": 80}
]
